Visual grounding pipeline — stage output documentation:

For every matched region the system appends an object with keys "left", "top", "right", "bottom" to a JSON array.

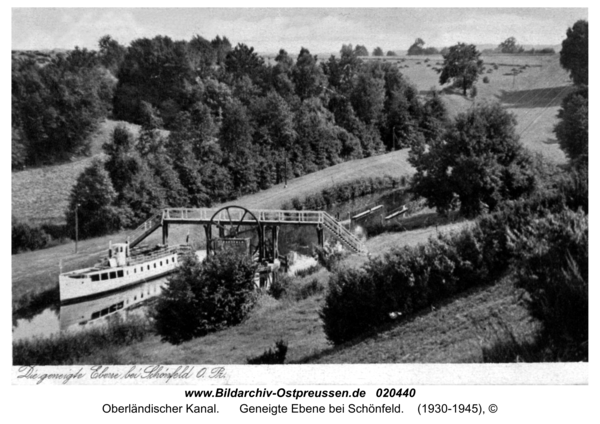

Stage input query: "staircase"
[
  {"left": 321, "top": 212, "right": 367, "bottom": 254},
  {"left": 128, "top": 213, "right": 163, "bottom": 248}
]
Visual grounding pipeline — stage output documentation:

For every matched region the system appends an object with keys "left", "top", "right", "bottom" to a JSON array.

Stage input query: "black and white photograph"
[{"left": 9, "top": 4, "right": 591, "bottom": 405}]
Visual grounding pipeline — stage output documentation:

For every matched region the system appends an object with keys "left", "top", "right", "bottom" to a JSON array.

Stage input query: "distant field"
[{"left": 381, "top": 54, "right": 570, "bottom": 162}]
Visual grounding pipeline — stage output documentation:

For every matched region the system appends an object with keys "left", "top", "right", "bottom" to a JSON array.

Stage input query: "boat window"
[
  {"left": 160, "top": 261, "right": 162, "bottom": 266},
  {"left": 101, "top": 308, "right": 109, "bottom": 316},
  {"left": 101, "top": 273, "right": 108, "bottom": 281},
  {"left": 109, "top": 304, "right": 117, "bottom": 313},
  {"left": 117, "top": 270, "right": 124, "bottom": 278},
  {"left": 110, "top": 271, "right": 117, "bottom": 279},
  {"left": 154, "top": 263, "right": 157, "bottom": 268},
  {"left": 134, "top": 268, "right": 136, "bottom": 273},
  {"left": 116, "top": 302, "right": 124, "bottom": 310},
  {"left": 166, "top": 259, "right": 169, "bottom": 264},
  {"left": 147, "top": 265, "right": 150, "bottom": 271},
  {"left": 91, "top": 274, "right": 100, "bottom": 282},
  {"left": 91, "top": 311, "right": 100, "bottom": 319}
]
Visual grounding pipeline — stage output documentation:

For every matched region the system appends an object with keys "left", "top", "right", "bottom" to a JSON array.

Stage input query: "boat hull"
[{"left": 59, "top": 252, "right": 179, "bottom": 303}]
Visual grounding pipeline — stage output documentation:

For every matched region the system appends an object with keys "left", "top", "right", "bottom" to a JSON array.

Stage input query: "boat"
[{"left": 59, "top": 241, "right": 199, "bottom": 303}]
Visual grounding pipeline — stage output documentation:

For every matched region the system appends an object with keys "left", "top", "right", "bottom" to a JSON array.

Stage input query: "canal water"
[
  {"left": 278, "top": 187, "right": 409, "bottom": 256},
  {"left": 12, "top": 188, "right": 409, "bottom": 342}
]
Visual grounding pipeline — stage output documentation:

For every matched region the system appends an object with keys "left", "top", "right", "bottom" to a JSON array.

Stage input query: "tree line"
[
  {"left": 12, "top": 20, "right": 587, "bottom": 247},
  {"left": 57, "top": 36, "right": 450, "bottom": 239}
]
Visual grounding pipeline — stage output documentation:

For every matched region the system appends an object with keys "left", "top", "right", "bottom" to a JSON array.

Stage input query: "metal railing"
[
  {"left": 128, "top": 245, "right": 183, "bottom": 265},
  {"left": 161, "top": 208, "right": 366, "bottom": 254},
  {"left": 129, "top": 213, "right": 162, "bottom": 245}
]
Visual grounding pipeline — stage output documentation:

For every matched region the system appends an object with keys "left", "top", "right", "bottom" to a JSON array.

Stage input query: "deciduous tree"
[
  {"left": 439, "top": 43, "right": 483, "bottom": 95},
  {"left": 498, "top": 37, "right": 524, "bottom": 54},
  {"left": 410, "top": 103, "right": 536, "bottom": 217},
  {"left": 560, "top": 20, "right": 588, "bottom": 85},
  {"left": 65, "top": 159, "right": 122, "bottom": 238},
  {"left": 554, "top": 87, "right": 588, "bottom": 163}
]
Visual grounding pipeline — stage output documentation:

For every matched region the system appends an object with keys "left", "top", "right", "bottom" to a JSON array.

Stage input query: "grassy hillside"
[
  {"left": 11, "top": 120, "right": 141, "bottom": 225},
  {"left": 308, "top": 275, "right": 536, "bottom": 364},
  {"left": 77, "top": 220, "right": 501, "bottom": 365}
]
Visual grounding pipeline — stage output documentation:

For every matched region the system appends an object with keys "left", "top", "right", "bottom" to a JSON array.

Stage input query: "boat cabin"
[{"left": 108, "top": 242, "right": 130, "bottom": 267}]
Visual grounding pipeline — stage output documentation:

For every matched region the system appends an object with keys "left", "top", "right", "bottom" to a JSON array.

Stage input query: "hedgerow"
[
  {"left": 281, "top": 175, "right": 407, "bottom": 211},
  {"left": 321, "top": 168, "right": 587, "bottom": 357}
]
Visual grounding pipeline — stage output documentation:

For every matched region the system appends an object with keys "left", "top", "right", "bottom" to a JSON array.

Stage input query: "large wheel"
[{"left": 207, "top": 206, "right": 263, "bottom": 260}]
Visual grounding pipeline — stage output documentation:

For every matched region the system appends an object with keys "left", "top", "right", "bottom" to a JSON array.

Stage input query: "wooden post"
[
  {"left": 272, "top": 225, "right": 280, "bottom": 260},
  {"left": 259, "top": 225, "right": 266, "bottom": 262},
  {"left": 316, "top": 224, "right": 324, "bottom": 247},
  {"left": 204, "top": 225, "right": 212, "bottom": 255},
  {"left": 162, "top": 222, "right": 169, "bottom": 246}
]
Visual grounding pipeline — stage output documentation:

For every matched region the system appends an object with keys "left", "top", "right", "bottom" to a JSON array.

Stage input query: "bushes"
[
  {"left": 12, "top": 219, "right": 50, "bottom": 254},
  {"left": 153, "top": 251, "right": 258, "bottom": 344},
  {"left": 282, "top": 175, "right": 406, "bottom": 211},
  {"left": 246, "top": 340, "right": 288, "bottom": 364},
  {"left": 321, "top": 189, "right": 580, "bottom": 345},
  {"left": 510, "top": 209, "right": 588, "bottom": 361},
  {"left": 12, "top": 219, "right": 71, "bottom": 254},
  {"left": 268, "top": 274, "right": 325, "bottom": 302},
  {"left": 314, "top": 242, "right": 348, "bottom": 272},
  {"left": 13, "top": 315, "right": 150, "bottom": 365},
  {"left": 321, "top": 268, "right": 381, "bottom": 344},
  {"left": 321, "top": 168, "right": 588, "bottom": 356},
  {"left": 321, "top": 227, "right": 488, "bottom": 344}
]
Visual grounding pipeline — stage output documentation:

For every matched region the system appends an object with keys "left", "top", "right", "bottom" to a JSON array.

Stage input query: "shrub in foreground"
[
  {"left": 153, "top": 251, "right": 258, "bottom": 344},
  {"left": 321, "top": 226, "right": 488, "bottom": 345},
  {"left": 12, "top": 219, "right": 51, "bottom": 254},
  {"left": 246, "top": 340, "right": 288, "bottom": 364},
  {"left": 510, "top": 209, "right": 588, "bottom": 361},
  {"left": 13, "top": 315, "right": 149, "bottom": 365}
]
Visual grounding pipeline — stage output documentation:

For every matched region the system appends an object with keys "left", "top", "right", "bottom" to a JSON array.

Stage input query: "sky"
[{"left": 12, "top": 7, "right": 588, "bottom": 54}]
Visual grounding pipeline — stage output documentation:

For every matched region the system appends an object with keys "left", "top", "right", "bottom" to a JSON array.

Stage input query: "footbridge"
[{"left": 128, "top": 207, "right": 367, "bottom": 256}]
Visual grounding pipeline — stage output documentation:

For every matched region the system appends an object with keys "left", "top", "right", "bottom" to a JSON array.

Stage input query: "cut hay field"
[{"left": 380, "top": 54, "right": 571, "bottom": 162}]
